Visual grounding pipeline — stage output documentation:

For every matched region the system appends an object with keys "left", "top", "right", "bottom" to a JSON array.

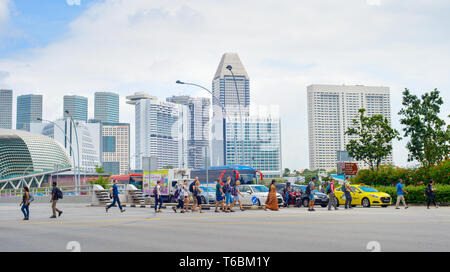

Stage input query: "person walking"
[
  {"left": 284, "top": 182, "right": 291, "bottom": 208},
  {"left": 191, "top": 180, "right": 203, "bottom": 213},
  {"left": 215, "top": 178, "right": 225, "bottom": 213},
  {"left": 172, "top": 181, "right": 186, "bottom": 213},
  {"left": 20, "top": 186, "right": 31, "bottom": 220},
  {"left": 183, "top": 180, "right": 190, "bottom": 212},
  {"left": 106, "top": 180, "right": 125, "bottom": 213},
  {"left": 307, "top": 177, "right": 317, "bottom": 212},
  {"left": 265, "top": 180, "right": 279, "bottom": 211},
  {"left": 231, "top": 180, "right": 245, "bottom": 212},
  {"left": 50, "top": 182, "right": 63, "bottom": 218},
  {"left": 425, "top": 179, "right": 439, "bottom": 209},
  {"left": 222, "top": 177, "right": 233, "bottom": 213},
  {"left": 395, "top": 179, "right": 409, "bottom": 209},
  {"left": 154, "top": 180, "right": 164, "bottom": 213},
  {"left": 343, "top": 178, "right": 354, "bottom": 209},
  {"left": 327, "top": 178, "right": 338, "bottom": 210}
]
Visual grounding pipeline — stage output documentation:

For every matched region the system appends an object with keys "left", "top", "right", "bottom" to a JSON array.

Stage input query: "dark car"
[
  {"left": 275, "top": 183, "right": 302, "bottom": 207},
  {"left": 299, "top": 185, "right": 329, "bottom": 208}
]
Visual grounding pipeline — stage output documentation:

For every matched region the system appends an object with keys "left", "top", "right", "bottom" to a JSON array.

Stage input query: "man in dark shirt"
[
  {"left": 106, "top": 180, "right": 125, "bottom": 213},
  {"left": 50, "top": 182, "right": 63, "bottom": 218}
]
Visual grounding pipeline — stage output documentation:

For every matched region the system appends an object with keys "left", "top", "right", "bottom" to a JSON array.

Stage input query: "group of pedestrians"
[{"left": 395, "top": 178, "right": 439, "bottom": 209}]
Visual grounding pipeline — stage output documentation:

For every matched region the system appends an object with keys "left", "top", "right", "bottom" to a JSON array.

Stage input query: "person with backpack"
[
  {"left": 343, "top": 177, "right": 354, "bottom": 209},
  {"left": 284, "top": 182, "right": 291, "bottom": 208},
  {"left": 307, "top": 177, "right": 317, "bottom": 212},
  {"left": 191, "top": 180, "right": 203, "bottom": 213},
  {"left": 106, "top": 180, "right": 125, "bottom": 213},
  {"left": 154, "top": 180, "right": 163, "bottom": 213},
  {"left": 327, "top": 178, "right": 338, "bottom": 210},
  {"left": 50, "top": 182, "right": 63, "bottom": 218},
  {"left": 183, "top": 180, "right": 190, "bottom": 212},
  {"left": 215, "top": 178, "right": 225, "bottom": 213},
  {"left": 231, "top": 180, "right": 245, "bottom": 212},
  {"left": 172, "top": 181, "right": 186, "bottom": 213},
  {"left": 20, "top": 186, "right": 31, "bottom": 220},
  {"left": 189, "top": 177, "right": 199, "bottom": 211},
  {"left": 395, "top": 179, "right": 409, "bottom": 209},
  {"left": 425, "top": 179, "right": 439, "bottom": 209}
]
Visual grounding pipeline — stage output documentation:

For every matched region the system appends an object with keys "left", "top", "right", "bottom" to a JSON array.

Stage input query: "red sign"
[{"left": 344, "top": 163, "right": 358, "bottom": 176}]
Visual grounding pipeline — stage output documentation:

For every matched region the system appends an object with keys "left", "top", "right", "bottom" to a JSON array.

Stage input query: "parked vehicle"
[
  {"left": 142, "top": 169, "right": 191, "bottom": 202},
  {"left": 199, "top": 186, "right": 216, "bottom": 204},
  {"left": 274, "top": 183, "right": 302, "bottom": 207},
  {"left": 238, "top": 184, "right": 284, "bottom": 206},
  {"left": 334, "top": 184, "right": 391, "bottom": 208},
  {"left": 299, "top": 185, "right": 329, "bottom": 207}
]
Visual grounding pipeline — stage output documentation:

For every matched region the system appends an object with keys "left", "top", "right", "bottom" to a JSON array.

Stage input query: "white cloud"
[
  {"left": 0, "top": 0, "right": 11, "bottom": 32},
  {"left": 367, "top": 0, "right": 382, "bottom": 6},
  {"left": 66, "top": 0, "right": 81, "bottom": 6},
  {"left": 0, "top": 0, "right": 449, "bottom": 170}
]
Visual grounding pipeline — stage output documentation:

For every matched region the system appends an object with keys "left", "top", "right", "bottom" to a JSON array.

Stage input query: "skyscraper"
[
  {"left": 211, "top": 53, "right": 250, "bottom": 166},
  {"left": 307, "top": 84, "right": 392, "bottom": 171},
  {"left": 101, "top": 122, "right": 130, "bottom": 175},
  {"left": 167, "top": 95, "right": 210, "bottom": 169},
  {"left": 16, "top": 94, "right": 42, "bottom": 131},
  {"left": 95, "top": 92, "right": 119, "bottom": 123},
  {"left": 0, "top": 89, "right": 13, "bottom": 129},
  {"left": 127, "top": 93, "right": 188, "bottom": 170},
  {"left": 64, "top": 95, "right": 88, "bottom": 122}
]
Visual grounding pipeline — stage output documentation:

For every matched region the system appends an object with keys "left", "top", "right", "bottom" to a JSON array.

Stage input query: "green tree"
[
  {"left": 89, "top": 165, "right": 111, "bottom": 189},
  {"left": 346, "top": 108, "right": 400, "bottom": 171},
  {"left": 282, "top": 168, "right": 291, "bottom": 177},
  {"left": 399, "top": 89, "right": 450, "bottom": 168}
]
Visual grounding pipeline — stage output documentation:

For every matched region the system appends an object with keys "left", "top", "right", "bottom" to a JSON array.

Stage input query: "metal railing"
[{"left": 0, "top": 184, "right": 96, "bottom": 197}]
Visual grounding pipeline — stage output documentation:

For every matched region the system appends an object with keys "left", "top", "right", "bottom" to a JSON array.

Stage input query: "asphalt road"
[{"left": 1, "top": 203, "right": 449, "bottom": 252}]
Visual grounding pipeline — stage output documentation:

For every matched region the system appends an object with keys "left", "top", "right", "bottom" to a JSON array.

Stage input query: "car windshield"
[
  {"left": 359, "top": 186, "right": 379, "bottom": 193},
  {"left": 252, "top": 186, "right": 269, "bottom": 193}
]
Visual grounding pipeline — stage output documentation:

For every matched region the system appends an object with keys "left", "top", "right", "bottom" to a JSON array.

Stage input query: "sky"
[{"left": 0, "top": 0, "right": 449, "bottom": 171}]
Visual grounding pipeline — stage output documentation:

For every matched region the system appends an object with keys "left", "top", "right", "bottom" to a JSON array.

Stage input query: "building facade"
[
  {"left": 101, "top": 122, "right": 130, "bottom": 175},
  {"left": 130, "top": 95, "right": 188, "bottom": 170},
  {"left": 166, "top": 95, "right": 210, "bottom": 169},
  {"left": 0, "top": 89, "right": 13, "bottom": 129},
  {"left": 307, "top": 84, "right": 392, "bottom": 171},
  {"left": 94, "top": 92, "right": 119, "bottom": 123},
  {"left": 63, "top": 95, "right": 88, "bottom": 122},
  {"left": 16, "top": 94, "right": 42, "bottom": 131}
]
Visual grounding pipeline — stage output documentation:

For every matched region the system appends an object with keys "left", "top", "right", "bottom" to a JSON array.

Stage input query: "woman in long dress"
[{"left": 265, "top": 180, "right": 279, "bottom": 211}]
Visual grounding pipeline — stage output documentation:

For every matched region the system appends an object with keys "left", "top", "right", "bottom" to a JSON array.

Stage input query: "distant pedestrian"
[
  {"left": 231, "top": 180, "right": 245, "bottom": 211},
  {"left": 265, "top": 180, "right": 279, "bottom": 211},
  {"left": 50, "top": 182, "right": 63, "bottom": 218},
  {"left": 20, "top": 186, "right": 31, "bottom": 220},
  {"left": 106, "top": 180, "right": 125, "bottom": 213},
  {"left": 154, "top": 180, "right": 163, "bottom": 213},
  {"left": 191, "top": 179, "right": 203, "bottom": 213},
  {"left": 343, "top": 178, "right": 354, "bottom": 209},
  {"left": 215, "top": 178, "right": 225, "bottom": 213},
  {"left": 284, "top": 182, "right": 291, "bottom": 207},
  {"left": 172, "top": 181, "right": 186, "bottom": 213},
  {"left": 307, "top": 177, "right": 317, "bottom": 211},
  {"left": 425, "top": 179, "right": 438, "bottom": 209},
  {"left": 327, "top": 178, "right": 338, "bottom": 210},
  {"left": 183, "top": 180, "right": 190, "bottom": 212},
  {"left": 395, "top": 179, "right": 409, "bottom": 209},
  {"left": 222, "top": 177, "right": 233, "bottom": 213}
]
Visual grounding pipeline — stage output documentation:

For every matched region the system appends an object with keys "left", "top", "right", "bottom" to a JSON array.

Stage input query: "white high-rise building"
[
  {"left": 30, "top": 119, "right": 102, "bottom": 173},
  {"left": 166, "top": 95, "right": 210, "bottom": 169},
  {"left": 100, "top": 122, "right": 130, "bottom": 175},
  {"left": 307, "top": 84, "right": 392, "bottom": 171},
  {"left": 127, "top": 93, "right": 188, "bottom": 170}
]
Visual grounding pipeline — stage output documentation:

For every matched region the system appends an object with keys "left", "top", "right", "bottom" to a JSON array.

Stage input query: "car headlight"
[
  {"left": 314, "top": 195, "right": 319, "bottom": 199},
  {"left": 369, "top": 194, "right": 379, "bottom": 198}
]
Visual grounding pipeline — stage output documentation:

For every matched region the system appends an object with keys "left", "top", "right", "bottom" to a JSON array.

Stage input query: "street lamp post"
[
  {"left": 175, "top": 80, "right": 237, "bottom": 167},
  {"left": 38, "top": 118, "right": 78, "bottom": 191},
  {"left": 226, "top": 65, "right": 245, "bottom": 166},
  {"left": 64, "top": 111, "right": 81, "bottom": 195},
  {"left": 20, "top": 165, "right": 33, "bottom": 190}
]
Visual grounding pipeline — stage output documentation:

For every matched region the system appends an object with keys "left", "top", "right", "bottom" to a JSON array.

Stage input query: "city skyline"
[{"left": 0, "top": 0, "right": 449, "bottom": 170}]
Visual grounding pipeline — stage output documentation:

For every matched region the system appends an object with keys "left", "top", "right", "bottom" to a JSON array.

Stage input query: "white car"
[{"left": 238, "top": 184, "right": 284, "bottom": 206}]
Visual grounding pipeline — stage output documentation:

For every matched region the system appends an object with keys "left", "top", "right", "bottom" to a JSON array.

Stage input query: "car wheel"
[
  {"left": 257, "top": 199, "right": 261, "bottom": 207},
  {"left": 321, "top": 204, "right": 327, "bottom": 208},
  {"left": 381, "top": 205, "right": 388, "bottom": 208},
  {"left": 302, "top": 198, "right": 309, "bottom": 207},
  {"left": 362, "top": 198, "right": 370, "bottom": 208},
  {"left": 201, "top": 196, "right": 206, "bottom": 204},
  {"left": 335, "top": 197, "right": 340, "bottom": 207}
]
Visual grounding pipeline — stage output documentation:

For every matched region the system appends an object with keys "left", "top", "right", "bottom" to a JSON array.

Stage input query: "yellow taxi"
[{"left": 334, "top": 184, "right": 391, "bottom": 208}]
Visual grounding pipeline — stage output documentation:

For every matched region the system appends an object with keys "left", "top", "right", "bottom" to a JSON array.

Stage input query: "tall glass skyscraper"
[
  {"left": 95, "top": 92, "right": 119, "bottom": 123},
  {"left": 16, "top": 94, "right": 42, "bottom": 131},
  {"left": 0, "top": 89, "right": 13, "bottom": 129},
  {"left": 167, "top": 95, "right": 210, "bottom": 169},
  {"left": 63, "top": 95, "right": 88, "bottom": 122}
]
